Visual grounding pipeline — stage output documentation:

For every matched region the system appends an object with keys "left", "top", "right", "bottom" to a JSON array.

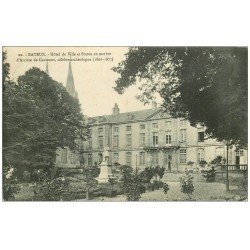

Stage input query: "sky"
[{"left": 5, "top": 47, "right": 159, "bottom": 117}]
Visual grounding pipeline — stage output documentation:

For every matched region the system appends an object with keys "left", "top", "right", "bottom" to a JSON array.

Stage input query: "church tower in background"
[{"left": 66, "top": 60, "right": 78, "bottom": 99}]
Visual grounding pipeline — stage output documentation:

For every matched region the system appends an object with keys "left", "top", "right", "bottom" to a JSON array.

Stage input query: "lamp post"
[
  {"left": 226, "top": 141, "right": 229, "bottom": 191},
  {"left": 135, "top": 154, "right": 138, "bottom": 171}
]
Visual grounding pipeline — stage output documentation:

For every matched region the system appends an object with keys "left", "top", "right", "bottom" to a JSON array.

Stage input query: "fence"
[{"left": 221, "top": 164, "right": 248, "bottom": 171}]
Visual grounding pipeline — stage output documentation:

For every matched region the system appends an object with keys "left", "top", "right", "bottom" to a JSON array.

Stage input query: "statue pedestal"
[{"left": 96, "top": 161, "right": 113, "bottom": 183}]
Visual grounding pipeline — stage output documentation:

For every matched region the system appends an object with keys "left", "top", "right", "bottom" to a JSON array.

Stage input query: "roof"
[{"left": 87, "top": 108, "right": 163, "bottom": 125}]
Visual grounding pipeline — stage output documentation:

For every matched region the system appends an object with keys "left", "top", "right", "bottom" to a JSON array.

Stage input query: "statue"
[
  {"left": 97, "top": 146, "right": 112, "bottom": 183},
  {"left": 103, "top": 147, "right": 110, "bottom": 163}
]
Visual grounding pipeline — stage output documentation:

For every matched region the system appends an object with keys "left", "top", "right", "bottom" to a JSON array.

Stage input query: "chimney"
[
  {"left": 112, "top": 103, "right": 120, "bottom": 115},
  {"left": 152, "top": 101, "right": 157, "bottom": 109}
]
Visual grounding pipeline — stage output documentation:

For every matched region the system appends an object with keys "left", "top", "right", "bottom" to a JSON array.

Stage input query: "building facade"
[{"left": 82, "top": 103, "right": 247, "bottom": 172}]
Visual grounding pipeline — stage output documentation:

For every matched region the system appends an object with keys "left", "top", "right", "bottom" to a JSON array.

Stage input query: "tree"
[
  {"left": 3, "top": 55, "right": 88, "bottom": 173},
  {"left": 113, "top": 47, "right": 247, "bottom": 148},
  {"left": 82, "top": 167, "right": 98, "bottom": 200},
  {"left": 3, "top": 159, "right": 20, "bottom": 201},
  {"left": 119, "top": 165, "right": 146, "bottom": 201},
  {"left": 180, "top": 170, "right": 195, "bottom": 200}
]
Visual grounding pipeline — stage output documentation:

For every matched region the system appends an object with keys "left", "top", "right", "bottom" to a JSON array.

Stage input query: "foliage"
[
  {"left": 3, "top": 164, "right": 20, "bottom": 201},
  {"left": 112, "top": 47, "right": 247, "bottom": 148},
  {"left": 82, "top": 167, "right": 98, "bottom": 200},
  {"left": 108, "top": 176, "right": 117, "bottom": 192},
  {"left": 187, "top": 161, "right": 194, "bottom": 166},
  {"left": 119, "top": 165, "right": 146, "bottom": 201},
  {"left": 139, "top": 167, "right": 155, "bottom": 183},
  {"left": 199, "top": 160, "right": 207, "bottom": 167},
  {"left": 180, "top": 171, "right": 195, "bottom": 199},
  {"left": 139, "top": 166, "right": 165, "bottom": 183},
  {"left": 155, "top": 166, "right": 165, "bottom": 179},
  {"left": 210, "top": 156, "right": 226, "bottom": 166},
  {"left": 152, "top": 180, "right": 164, "bottom": 189},
  {"left": 2, "top": 51, "right": 10, "bottom": 83},
  {"left": 34, "top": 176, "right": 69, "bottom": 201},
  {"left": 163, "top": 183, "right": 170, "bottom": 195},
  {"left": 202, "top": 167, "right": 216, "bottom": 182},
  {"left": 3, "top": 52, "right": 88, "bottom": 172}
]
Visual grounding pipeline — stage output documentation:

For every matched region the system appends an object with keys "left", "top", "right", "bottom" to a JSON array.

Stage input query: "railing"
[{"left": 221, "top": 164, "right": 248, "bottom": 171}]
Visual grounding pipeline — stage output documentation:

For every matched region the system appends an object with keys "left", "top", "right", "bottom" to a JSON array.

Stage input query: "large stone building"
[
  {"left": 54, "top": 62, "right": 247, "bottom": 172},
  {"left": 82, "top": 102, "right": 247, "bottom": 172}
]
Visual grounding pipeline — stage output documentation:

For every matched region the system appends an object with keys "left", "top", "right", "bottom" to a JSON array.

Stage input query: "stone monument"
[{"left": 96, "top": 147, "right": 113, "bottom": 183}]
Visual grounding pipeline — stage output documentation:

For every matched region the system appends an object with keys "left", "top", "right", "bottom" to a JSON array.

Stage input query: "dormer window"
[{"left": 152, "top": 122, "right": 158, "bottom": 129}]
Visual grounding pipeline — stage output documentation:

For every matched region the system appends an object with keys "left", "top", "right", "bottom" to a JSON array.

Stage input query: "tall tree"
[
  {"left": 3, "top": 57, "right": 88, "bottom": 172},
  {"left": 113, "top": 47, "right": 247, "bottom": 147}
]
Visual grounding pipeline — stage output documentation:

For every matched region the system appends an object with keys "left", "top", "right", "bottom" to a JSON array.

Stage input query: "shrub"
[
  {"left": 34, "top": 177, "right": 70, "bottom": 201},
  {"left": 152, "top": 180, "right": 164, "bottom": 189},
  {"left": 199, "top": 160, "right": 207, "bottom": 168},
  {"left": 145, "top": 183, "right": 154, "bottom": 191},
  {"left": 156, "top": 166, "right": 165, "bottom": 179},
  {"left": 180, "top": 171, "right": 194, "bottom": 199},
  {"left": 119, "top": 165, "right": 146, "bottom": 201},
  {"left": 202, "top": 167, "right": 216, "bottom": 182},
  {"left": 139, "top": 167, "right": 155, "bottom": 183},
  {"left": 163, "top": 183, "right": 170, "bottom": 195},
  {"left": 3, "top": 165, "right": 20, "bottom": 201}
]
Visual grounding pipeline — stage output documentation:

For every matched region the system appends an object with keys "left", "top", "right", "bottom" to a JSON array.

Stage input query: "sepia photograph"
[{"left": 2, "top": 46, "right": 248, "bottom": 202}]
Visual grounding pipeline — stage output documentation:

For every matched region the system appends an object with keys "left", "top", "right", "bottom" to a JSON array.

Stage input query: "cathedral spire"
[
  {"left": 45, "top": 61, "right": 49, "bottom": 75},
  {"left": 66, "top": 58, "right": 78, "bottom": 98}
]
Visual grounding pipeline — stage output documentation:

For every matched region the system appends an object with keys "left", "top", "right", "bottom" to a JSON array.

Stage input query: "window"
[
  {"left": 152, "top": 122, "right": 158, "bottom": 129},
  {"left": 61, "top": 148, "right": 67, "bottom": 163},
  {"left": 215, "top": 147, "right": 224, "bottom": 157},
  {"left": 113, "top": 127, "right": 119, "bottom": 133},
  {"left": 126, "top": 134, "right": 132, "bottom": 147},
  {"left": 98, "top": 136, "right": 103, "bottom": 149},
  {"left": 139, "top": 133, "right": 146, "bottom": 146},
  {"left": 198, "top": 132, "right": 204, "bottom": 142},
  {"left": 236, "top": 149, "right": 244, "bottom": 156},
  {"left": 240, "top": 150, "right": 244, "bottom": 156},
  {"left": 165, "top": 121, "right": 172, "bottom": 128},
  {"left": 180, "top": 119, "right": 186, "bottom": 126},
  {"left": 98, "top": 127, "right": 103, "bottom": 134},
  {"left": 113, "top": 152, "right": 119, "bottom": 163},
  {"left": 180, "top": 149, "right": 186, "bottom": 164},
  {"left": 197, "top": 148, "right": 205, "bottom": 163},
  {"left": 166, "top": 131, "right": 171, "bottom": 144},
  {"left": 87, "top": 154, "right": 92, "bottom": 166},
  {"left": 126, "top": 152, "right": 132, "bottom": 166},
  {"left": 139, "top": 152, "right": 145, "bottom": 165},
  {"left": 153, "top": 132, "right": 158, "bottom": 146},
  {"left": 140, "top": 124, "right": 146, "bottom": 130},
  {"left": 126, "top": 125, "right": 132, "bottom": 132},
  {"left": 152, "top": 152, "right": 159, "bottom": 165},
  {"left": 113, "top": 135, "right": 119, "bottom": 148},
  {"left": 180, "top": 129, "right": 186, "bottom": 143}
]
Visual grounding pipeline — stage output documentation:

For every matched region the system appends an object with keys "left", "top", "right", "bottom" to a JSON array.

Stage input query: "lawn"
[{"left": 14, "top": 173, "right": 247, "bottom": 202}]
